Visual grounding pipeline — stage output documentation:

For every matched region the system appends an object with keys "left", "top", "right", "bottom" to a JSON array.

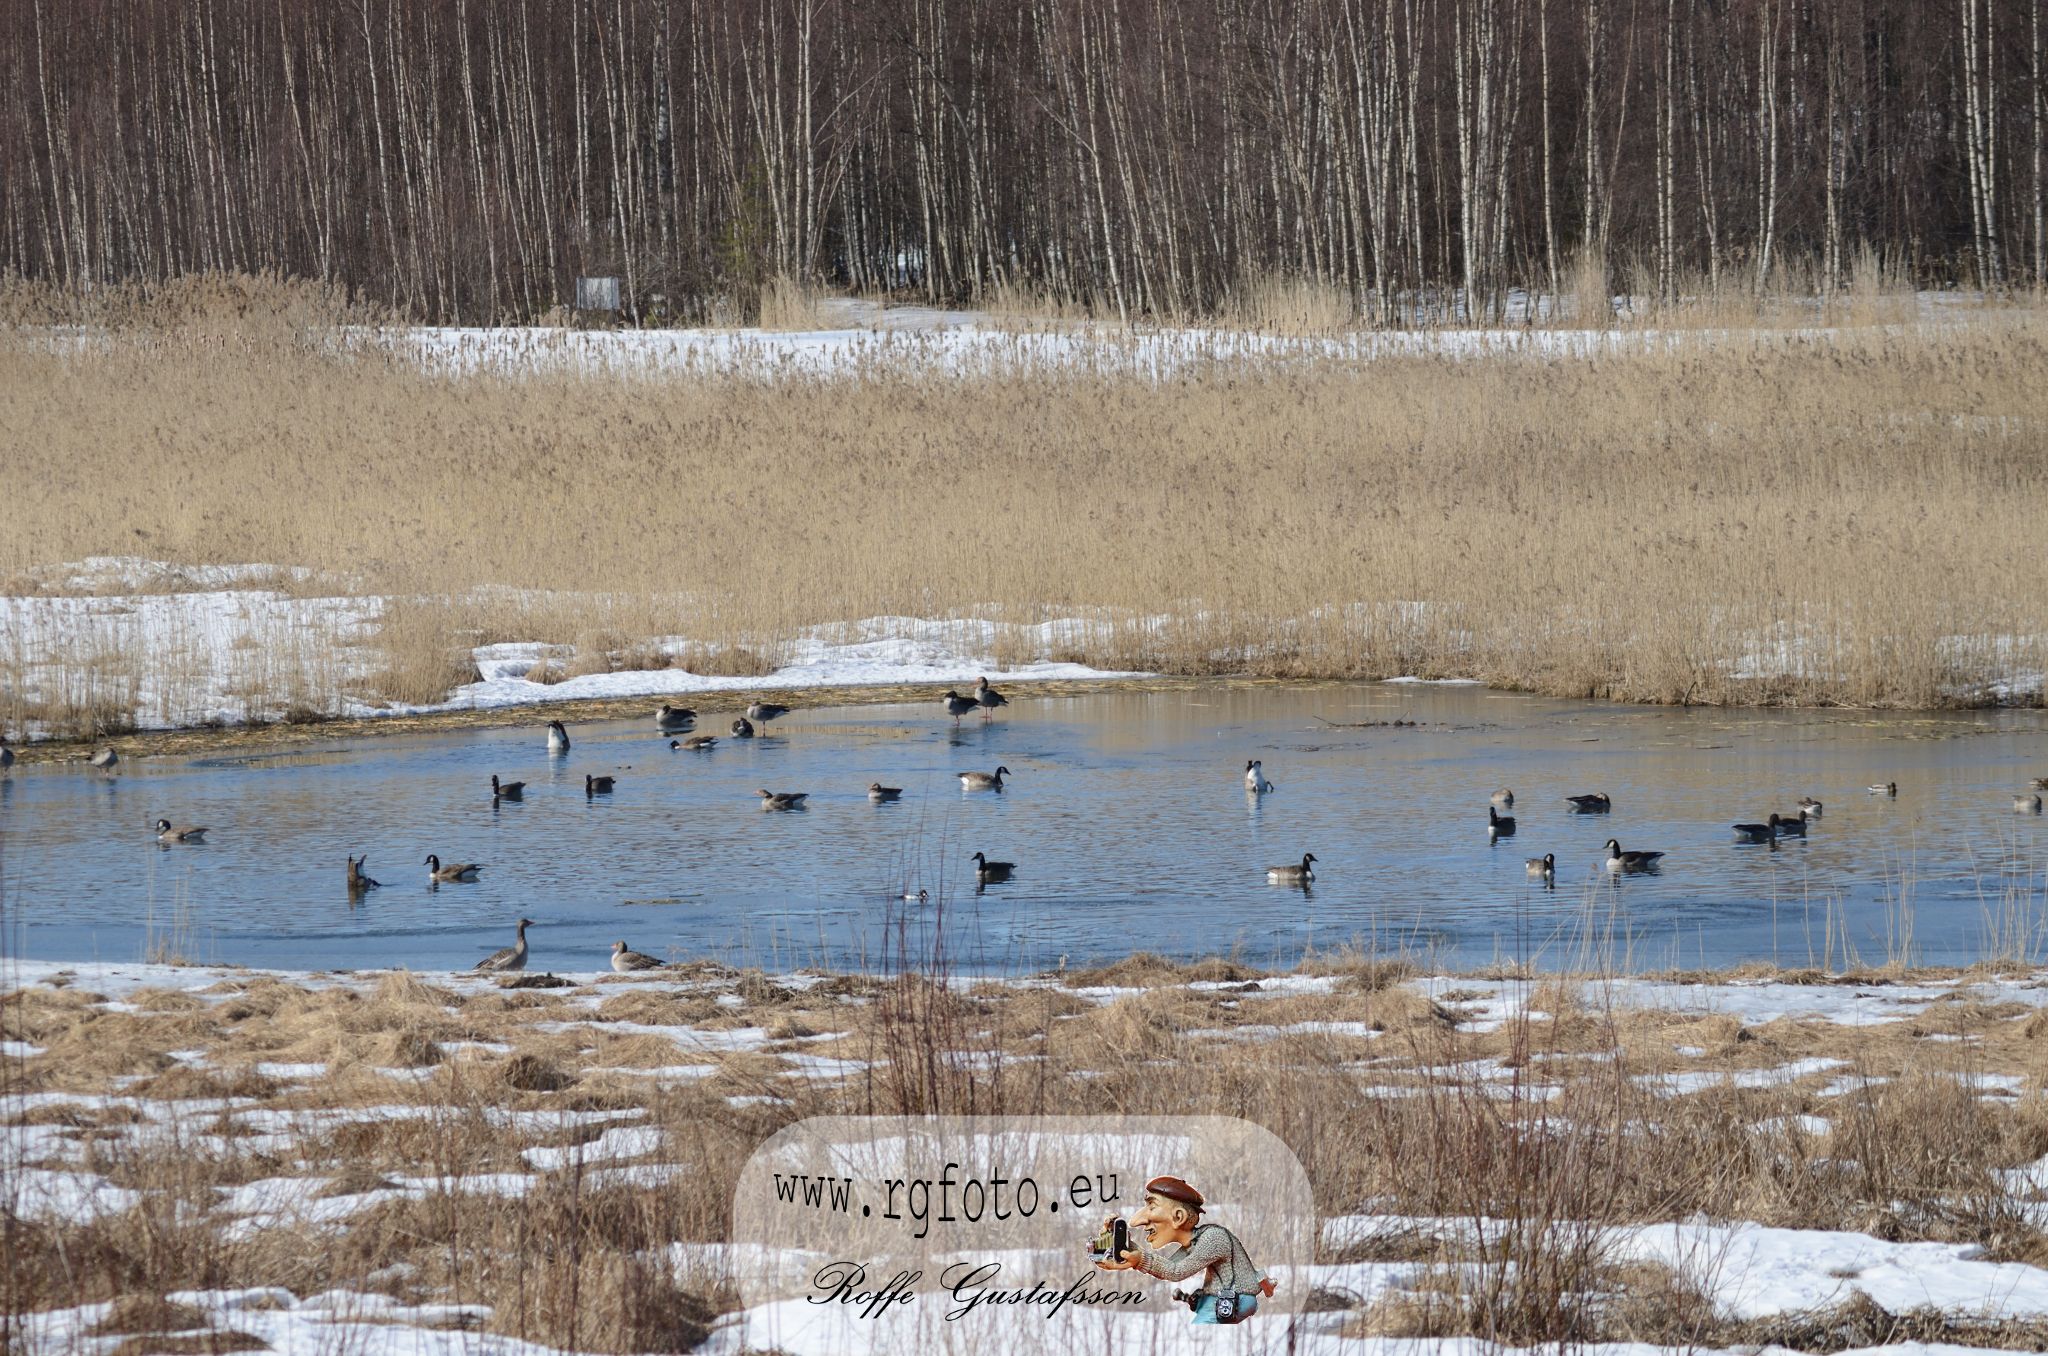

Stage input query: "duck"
[
  {"left": 586, "top": 774, "right": 616, "bottom": 797},
  {"left": 1564, "top": 793, "right": 1612, "bottom": 813},
  {"left": 758, "top": 789, "right": 808, "bottom": 810},
  {"left": 971, "top": 851, "right": 1015, "bottom": 882},
  {"left": 1868, "top": 782, "right": 1897, "bottom": 796},
  {"left": 1603, "top": 839, "right": 1665, "bottom": 873},
  {"left": 1245, "top": 760, "right": 1275, "bottom": 793},
  {"left": 670, "top": 736, "right": 717, "bottom": 751},
  {"left": 730, "top": 717, "right": 756, "bottom": 738},
  {"left": 90, "top": 747, "right": 119, "bottom": 770},
  {"left": 1732, "top": 815, "right": 1785, "bottom": 843},
  {"left": 959, "top": 766, "right": 1011, "bottom": 791},
  {"left": 426, "top": 854, "right": 483, "bottom": 883},
  {"left": 942, "top": 690, "right": 980, "bottom": 723},
  {"left": 1491, "top": 788, "right": 1515, "bottom": 808},
  {"left": 611, "top": 940, "right": 664, "bottom": 972},
  {"left": 654, "top": 705, "right": 696, "bottom": 731},
  {"left": 1267, "top": 853, "right": 1317, "bottom": 884},
  {"left": 154, "top": 819, "right": 207, "bottom": 843},
  {"left": 746, "top": 702, "right": 790, "bottom": 725},
  {"left": 868, "top": 782, "right": 903, "bottom": 801},
  {"left": 491, "top": 775, "right": 525, "bottom": 801},
  {"left": 974, "top": 677, "right": 1008, "bottom": 718},
  {"left": 2017, "top": 794, "right": 2044, "bottom": 814},
  {"left": 901, "top": 889, "right": 930, "bottom": 904},
  {"left": 546, "top": 721, "right": 571, "bottom": 754},
  {"left": 1797, "top": 796, "right": 1824, "bottom": 819},
  {"left": 474, "top": 918, "right": 534, "bottom": 972},
  {"left": 2032, "top": 777, "right": 2048, "bottom": 791},
  {"left": 1526, "top": 852, "right": 1556, "bottom": 881},
  {"left": 346, "top": 853, "right": 382, "bottom": 891},
  {"left": 1487, "top": 805, "right": 1517, "bottom": 839}
]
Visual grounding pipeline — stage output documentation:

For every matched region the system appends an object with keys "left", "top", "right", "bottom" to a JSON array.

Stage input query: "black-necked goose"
[
  {"left": 2017, "top": 794, "right": 2045, "bottom": 814},
  {"left": 1772, "top": 810, "right": 1809, "bottom": 836},
  {"left": 347, "top": 853, "right": 382, "bottom": 890},
  {"left": 1732, "top": 815, "right": 1784, "bottom": 843},
  {"left": 426, "top": 854, "right": 483, "bottom": 883},
  {"left": 730, "top": 717, "right": 755, "bottom": 738},
  {"left": 974, "top": 677, "right": 1008, "bottom": 718},
  {"left": 942, "top": 690, "right": 980, "bottom": 723},
  {"left": 746, "top": 702, "right": 790, "bottom": 724},
  {"left": 670, "top": 735, "right": 717, "bottom": 751},
  {"left": 758, "top": 788, "right": 808, "bottom": 810},
  {"left": 1797, "top": 796, "right": 1823, "bottom": 819},
  {"left": 1526, "top": 852, "right": 1556, "bottom": 880},
  {"left": 154, "top": 819, "right": 207, "bottom": 843},
  {"left": 90, "top": 747, "right": 119, "bottom": 770},
  {"left": 547, "top": 721, "right": 571, "bottom": 754},
  {"left": 1267, "top": 853, "right": 1317, "bottom": 884},
  {"left": 868, "top": 782, "right": 903, "bottom": 801},
  {"left": 1564, "top": 793, "right": 1612, "bottom": 813},
  {"left": 586, "top": 774, "right": 616, "bottom": 797},
  {"left": 1491, "top": 788, "right": 1515, "bottom": 808},
  {"left": 972, "top": 851, "right": 1015, "bottom": 882},
  {"left": 959, "top": 766, "right": 1011, "bottom": 791},
  {"left": 1245, "top": 760, "right": 1275, "bottom": 793},
  {"left": 1868, "top": 782, "right": 1897, "bottom": 796},
  {"left": 1603, "top": 839, "right": 1665, "bottom": 872},
  {"left": 1487, "top": 806, "right": 1516, "bottom": 838},
  {"left": 611, "top": 940, "right": 664, "bottom": 972},
  {"left": 491, "top": 775, "right": 525, "bottom": 801},
  {"left": 655, "top": 705, "right": 696, "bottom": 731},
  {"left": 474, "top": 918, "right": 533, "bottom": 971}
]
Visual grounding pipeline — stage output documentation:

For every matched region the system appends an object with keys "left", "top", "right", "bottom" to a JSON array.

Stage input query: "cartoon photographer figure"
[{"left": 1095, "top": 1175, "right": 1276, "bottom": 1324}]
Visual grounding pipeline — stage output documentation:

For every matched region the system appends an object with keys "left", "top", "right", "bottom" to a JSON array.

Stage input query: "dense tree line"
[{"left": 5, "top": 0, "right": 2045, "bottom": 323}]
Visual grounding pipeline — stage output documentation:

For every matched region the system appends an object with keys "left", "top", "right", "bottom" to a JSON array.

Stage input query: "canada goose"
[
  {"left": 1773, "top": 810, "right": 1809, "bottom": 836},
  {"left": 1603, "top": 839, "right": 1665, "bottom": 873},
  {"left": 730, "top": 717, "right": 755, "bottom": 738},
  {"left": 1267, "top": 853, "right": 1317, "bottom": 884},
  {"left": 1564, "top": 793, "right": 1612, "bottom": 813},
  {"left": 586, "top": 774, "right": 616, "bottom": 797},
  {"left": 746, "top": 702, "right": 790, "bottom": 724},
  {"left": 868, "top": 782, "right": 903, "bottom": 801},
  {"left": 974, "top": 676, "right": 1008, "bottom": 718},
  {"left": 474, "top": 918, "right": 534, "bottom": 972},
  {"left": 654, "top": 705, "right": 696, "bottom": 731},
  {"left": 959, "top": 766, "right": 1011, "bottom": 791},
  {"left": 1733, "top": 815, "right": 1784, "bottom": 843},
  {"left": 2016, "top": 794, "right": 2044, "bottom": 814},
  {"left": 346, "top": 853, "right": 382, "bottom": 891},
  {"left": 1797, "top": 796, "right": 1824, "bottom": 819},
  {"left": 1491, "top": 788, "right": 1515, "bottom": 808},
  {"left": 1526, "top": 852, "right": 1556, "bottom": 880},
  {"left": 1245, "top": 759, "right": 1275, "bottom": 793},
  {"left": 670, "top": 736, "right": 717, "bottom": 751},
  {"left": 611, "top": 940, "right": 664, "bottom": 972},
  {"left": 153, "top": 819, "right": 207, "bottom": 843},
  {"left": 426, "top": 854, "right": 483, "bottom": 883},
  {"left": 547, "top": 721, "right": 570, "bottom": 754},
  {"left": 942, "top": 690, "right": 980, "bottom": 723},
  {"left": 1487, "top": 805, "right": 1517, "bottom": 838},
  {"left": 90, "top": 747, "right": 119, "bottom": 770},
  {"left": 972, "top": 851, "right": 1015, "bottom": 882},
  {"left": 757, "top": 788, "right": 808, "bottom": 810},
  {"left": 491, "top": 775, "right": 525, "bottom": 801},
  {"left": 1868, "top": 782, "right": 1897, "bottom": 796}
]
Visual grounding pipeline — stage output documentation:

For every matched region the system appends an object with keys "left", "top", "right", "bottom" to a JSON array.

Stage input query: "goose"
[
  {"left": 2017, "top": 794, "right": 2045, "bottom": 814},
  {"left": 586, "top": 774, "right": 616, "bottom": 797},
  {"left": 474, "top": 918, "right": 534, "bottom": 972},
  {"left": 1491, "top": 788, "right": 1515, "bottom": 808},
  {"left": 971, "top": 851, "right": 1015, "bottom": 882},
  {"left": 974, "top": 677, "right": 1008, "bottom": 718},
  {"left": 90, "top": 747, "right": 119, "bottom": 770},
  {"left": 758, "top": 788, "right": 808, "bottom": 810},
  {"left": 0, "top": 737, "right": 13, "bottom": 771},
  {"left": 346, "top": 853, "right": 382, "bottom": 891},
  {"left": 1564, "top": 793, "right": 1612, "bottom": 813},
  {"left": 1487, "top": 805, "right": 1517, "bottom": 839},
  {"left": 154, "top": 819, "right": 207, "bottom": 843},
  {"left": 959, "top": 766, "right": 1011, "bottom": 791},
  {"left": 611, "top": 940, "right": 664, "bottom": 972},
  {"left": 746, "top": 702, "right": 790, "bottom": 725},
  {"left": 1868, "top": 782, "right": 1897, "bottom": 796},
  {"left": 1732, "top": 815, "right": 1784, "bottom": 843},
  {"left": 654, "top": 705, "right": 696, "bottom": 731},
  {"left": 868, "top": 782, "right": 903, "bottom": 801},
  {"left": 942, "top": 690, "right": 980, "bottom": 723},
  {"left": 2032, "top": 777, "right": 2048, "bottom": 791},
  {"left": 730, "top": 717, "right": 756, "bottom": 738},
  {"left": 670, "top": 736, "right": 717, "bottom": 751},
  {"left": 426, "top": 854, "right": 483, "bottom": 883},
  {"left": 491, "top": 775, "right": 525, "bottom": 801},
  {"left": 547, "top": 721, "right": 571, "bottom": 754},
  {"left": 1245, "top": 760, "right": 1275, "bottom": 793},
  {"left": 1603, "top": 839, "right": 1665, "bottom": 873},
  {"left": 1526, "top": 852, "right": 1556, "bottom": 880},
  {"left": 1267, "top": 853, "right": 1317, "bottom": 884},
  {"left": 1797, "top": 796, "right": 1824, "bottom": 819},
  {"left": 1773, "top": 810, "right": 1809, "bottom": 835}
]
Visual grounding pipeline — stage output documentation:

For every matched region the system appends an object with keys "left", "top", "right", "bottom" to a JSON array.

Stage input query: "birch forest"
[{"left": 6, "top": 0, "right": 2046, "bottom": 323}]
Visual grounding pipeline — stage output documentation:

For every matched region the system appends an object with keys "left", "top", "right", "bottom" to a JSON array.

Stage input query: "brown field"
[{"left": 2, "top": 278, "right": 2046, "bottom": 739}]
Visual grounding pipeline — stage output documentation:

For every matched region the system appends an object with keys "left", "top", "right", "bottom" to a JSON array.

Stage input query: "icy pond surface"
[{"left": 2, "top": 684, "right": 2044, "bottom": 973}]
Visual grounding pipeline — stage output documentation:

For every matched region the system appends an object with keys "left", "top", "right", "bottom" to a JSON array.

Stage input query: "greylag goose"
[
  {"left": 611, "top": 940, "right": 663, "bottom": 971},
  {"left": 758, "top": 789, "right": 808, "bottom": 810},
  {"left": 474, "top": 918, "right": 534, "bottom": 972}
]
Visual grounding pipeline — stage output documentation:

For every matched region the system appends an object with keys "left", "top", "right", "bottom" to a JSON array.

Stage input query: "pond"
[{"left": 1, "top": 684, "right": 2044, "bottom": 975}]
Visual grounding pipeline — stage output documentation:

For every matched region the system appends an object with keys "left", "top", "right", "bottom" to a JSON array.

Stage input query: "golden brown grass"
[{"left": 0, "top": 275, "right": 2044, "bottom": 741}]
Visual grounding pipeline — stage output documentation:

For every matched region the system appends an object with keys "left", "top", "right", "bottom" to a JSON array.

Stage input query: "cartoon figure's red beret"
[{"left": 1144, "top": 1176, "right": 1204, "bottom": 1208}]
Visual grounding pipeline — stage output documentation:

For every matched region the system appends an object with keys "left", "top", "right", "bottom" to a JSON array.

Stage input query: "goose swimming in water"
[
  {"left": 346, "top": 853, "right": 381, "bottom": 891},
  {"left": 1603, "top": 839, "right": 1665, "bottom": 873},
  {"left": 1245, "top": 760, "right": 1275, "bottom": 793},
  {"left": 491, "top": 775, "right": 525, "bottom": 801},
  {"left": 959, "top": 766, "right": 1011, "bottom": 791},
  {"left": 868, "top": 782, "right": 903, "bottom": 801},
  {"left": 1733, "top": 814, "right": 1787, "bottom": 843},
  {"left": 654, "top": 705, "right": 696, "bottom": 731},
  {"left": 585, "top": 774, "right": 616, "bottom": 797},
  {"left": 474, "top": 918, "right": 533, "bottom": 972},
  {"left": 426, "top": 854, "right": 483, "bottom": 883},
  {"left": 546, "top": 721, "right": 570, "bottom": 754},
  {"left": 1526, "top": 852, "right": 1556, "bottom": 881},
  {"left": 1868, "top": 782, "right": 1897, "bottom": 796},
  {"left": 1267, "top": 853, "right": 1317, "bottom": 884},
  {"left": 1564, "top": 793, "right": 1612, "bottom": 813},
  {"left": 2017, "top": 794, "right": 2044, "bottom": 814},
  {"left": 1491, "top": 788, "right": 1515, "bottom": 808},
  {"left": 971, "top": 851, "right": 1015, "bottom": 882},
  {"left": 154, "top": 819, "right": 207, "bottom": 843},
  {"left": 1797, "top": 796, "right": 1824, "bottom": 819},
  {"left": 758, "top": 789, "right": 808, "bottom": 810},
  {"left": 611, "top": 940, "right": 663, "bottom": 972},
  {"left": 1772, "top": 811, "right": 1809, "bottom": 836},
  {"left": 1487, "top": 805, "right": 1517, "bottom": 839}
]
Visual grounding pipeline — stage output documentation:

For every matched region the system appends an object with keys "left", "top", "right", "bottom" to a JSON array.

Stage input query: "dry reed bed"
[
  {"left": 2, "top": 284, "right": 2046, "bottom": 736},
  {"left": 6, "top": 956, "right": 2048, "bottom": 1350}
]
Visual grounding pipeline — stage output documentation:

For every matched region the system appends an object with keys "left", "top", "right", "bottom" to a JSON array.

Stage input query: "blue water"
[{"left": 1, "top": 684, "right": 2043, "bottom": 974}]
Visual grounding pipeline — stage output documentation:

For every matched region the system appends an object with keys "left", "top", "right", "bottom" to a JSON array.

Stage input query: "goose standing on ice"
[
  {"left": 90, "top": 747, "right": 119, "bottom": 771},
  {"left": 547, "top": 721, "right": 571, "bottom": 755},
  {"left": 474, "top": 918, "right": 534, "bottom": 972},
  {"left": 1245, "top": 760, "right": 1275, "bottom": 793},
  {"left": 942, "top": 691, "right": 980, "bottom": 723},
  {"left": 974, "top": 677, "right": 1008, "bottom": 720},
  {"left": 746, "top": 702, "right": 790, "bottom": 726},
  {"left": 611, "top": 940, "right": 664, "bottom": 972}
]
